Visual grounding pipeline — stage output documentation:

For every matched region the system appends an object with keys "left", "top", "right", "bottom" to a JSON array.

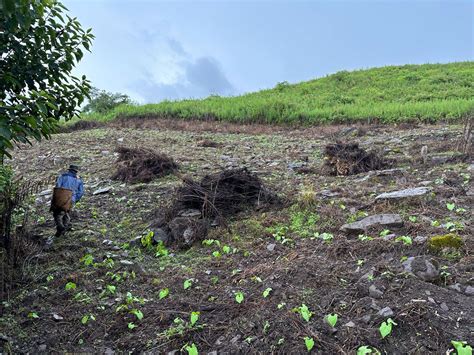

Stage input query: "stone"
[
  {"left": 340, "top": 214, "right": 403, "bottom": 233},
  {"left": 402, "top": 256, "right": 439, "bottom": 282},
  {"left": 414, "top": 236, "right": 427, "bottom": 244},
  {"left": 319, "top": 190, "right": 340, "bottom": 198},
  {"left": 288, "top": 162, "right": 305, "bottom": 170},
  {"left": 101, "top": 150, "right": 110, "bottom": 156},
  {"left": 440, "top": 302, "right": 449, "bottom": 311},
  {"left": 93, "top": 187, "right": 112, "bottom": 195},
  {"left": 152, "top": 228, "right": 170, "bottom": 245},
  {"left": 52, "top": 313, "right": 64, "bottom": 321},
  {"left": 344, "top": 321, "right": 356, "bottom": 327},
  {"left": 39, "top": 344, "right": 47, "bottom": 351},
  {"left": 465, "top": 286, "right": 474, "bottom": 296},
  {"left": 169, "top": 217, "right": 208, "bottom": 248},
  {"left": 266, "top": 243, "right": 276, "bottom": 252},
  {"left": 119, "top": 260, "right": 134, "bottom": 266},
  {"left": 178, "top": 209, "right": 202, "bottom": 218},
  {"left": 369, "top": 285, "right": 384, "bottom": 299},
  {"left": 378, "top": 307, "right": 393, "bottom": 317},
  {"left": 375, "top": 187, "right": 430, "bottom": 201},
  {"left": 38, "top": 189, "right": 52, "bottom": 196},
  {"left": 448, "top": 283, "right": 462, "bottom": 293}
]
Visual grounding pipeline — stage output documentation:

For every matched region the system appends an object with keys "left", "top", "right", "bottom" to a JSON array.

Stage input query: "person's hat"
[{"left": 68, "top": 164, "right": 80, "bottom": 172}]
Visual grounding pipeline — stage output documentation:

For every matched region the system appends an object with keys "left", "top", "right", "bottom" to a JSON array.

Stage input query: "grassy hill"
[{"left": 82, "top": 62, "right": 474, "bottom": 125}]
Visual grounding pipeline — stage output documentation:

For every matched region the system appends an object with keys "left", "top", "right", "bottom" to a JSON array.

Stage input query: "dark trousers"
[{"left": 53, "top": 209, "right": 71, "bottom": 237}]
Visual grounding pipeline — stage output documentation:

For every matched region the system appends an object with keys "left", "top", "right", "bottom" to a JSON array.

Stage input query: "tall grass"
[{"left": 76, "top": 62, "right": 474, "bottom": 125}]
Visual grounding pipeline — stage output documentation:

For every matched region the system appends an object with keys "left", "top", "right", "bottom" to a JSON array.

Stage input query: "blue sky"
[{"left": 64, "top": 0, "right": 473, "bottom": 103}]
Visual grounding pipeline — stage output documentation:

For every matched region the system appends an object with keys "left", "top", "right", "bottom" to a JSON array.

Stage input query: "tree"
[
  {"left": 82, "top": 87, "right": 133, "bottom": 114},
  {"left": 0, "top": 0, "right": 94, "bottom": 160}
]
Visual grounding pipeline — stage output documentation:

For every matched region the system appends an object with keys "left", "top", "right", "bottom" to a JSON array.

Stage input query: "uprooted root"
[
  {"left": 112, "top": 147, "right": 178, "bottom": 183},
  {"left": 324, "top": 142, "right": 386, "bottom": 176}
]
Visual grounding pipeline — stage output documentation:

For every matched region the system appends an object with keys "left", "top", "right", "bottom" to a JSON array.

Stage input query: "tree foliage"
[
  {"left": 0, "top": 0, "right": 94, "bottom": 158},
  {"left": 82, "top": 87, "right": 133, "bottom": 114}
]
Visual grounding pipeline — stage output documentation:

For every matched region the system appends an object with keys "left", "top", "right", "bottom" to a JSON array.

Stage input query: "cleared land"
[
  {"left": 2, "top": 121, "right": 473, "bottom": 353},
  {"left": 76, "top": 62, "right": 474, "bottom": 125}
]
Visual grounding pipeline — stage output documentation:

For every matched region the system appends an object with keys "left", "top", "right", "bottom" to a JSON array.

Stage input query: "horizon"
[{"left": 64, "top": 0, "right": 474, "bottom": 103}]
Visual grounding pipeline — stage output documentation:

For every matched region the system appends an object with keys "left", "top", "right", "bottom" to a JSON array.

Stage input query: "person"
[{"left": 50, "top": 164, "right": 84, "bottom": 238}]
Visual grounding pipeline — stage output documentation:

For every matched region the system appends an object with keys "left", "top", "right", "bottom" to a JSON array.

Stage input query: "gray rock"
[
  {"left": 369, "top": 284, "right": 384, "bottom": 299},
  {"left": 207, "top": 352, "right": 218, "bottom": 355},
  {"left": 344, "top": 321, "right": 356, "bottom": 327},
  {"left": 361, "top": 314, "right": 371, "bottom": 324},
  {"left": 93, "top": 187, "right": 112, "bottom": 195},
  {"left": 288, "top": 162, "right": 305, "bottom": 170},
  {"left": 152, "top": 228, "right": 170, "bottom": 245},
  {"left": 375, "top": 187, "right": 430, "bottom": 201},
  {"left": 169, "top": 217, "right": 208, "bottom": 248},
  {"left": 378, "top": 307, "right": 393, "bottom": 317},
  {"left": 266, "top": 243, "right": 276, "bottom": 252},
  {"left": 465, "top": 286, "right": 474, "bottom": 296},
  {"left": 319, "top": 190, "right": 340, "bottom": 198},
  {"left": 414, "top": 236, "right": 427, "bottom": 244},
  {"left": 38, "top": 189, "right": 52, "bottom": 196},
  {"left": 129, "top": 236, "right": 143, "bottom": 247},
  {"left": 178, "top": 209, "right": 202, "bottom": 218},
  {"left": 52, "top": 313, "right": 64, "bottom": 321},
  {"left": 440, "top": 302, "right": 449, "bottom": 311},
  {"left": 39, "top": 344, "right": 47, "bottom": 351},
  {"left": 402, "top": 256, "right": 439, "bottom": 282},
  {"left": 119, "top": 260, "right": 134, "bottom": 266},
  {"left": 340, "top": 214, "right": 403, "bottom": 233}
]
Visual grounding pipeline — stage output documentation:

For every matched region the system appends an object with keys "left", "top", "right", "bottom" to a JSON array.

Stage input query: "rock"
[
  {"left": 440, "top": 302, "right": 449, "bottom": 311},
  {"left": 101, "top": 150, "right": 110, "bottom": 156},
  {"left": 52, "top": 313, "right": 64, "bottom": 321},
  {"left": 378, "top": 307, "right": 393, "bottom": 317},
  {"left": 178, "top": 209, "right": 202, "bottom": 218},
  {"left": 319, "top": 190, "right": 340, "bottom": 198},
  {"left": 288, "top": 162, "right": 305, "bottom": 170},
  {"left": 208, "top": 351, "right": 218, "bottom": 355},
  {"left": 168, "top": 217, "right": 208, "bottom": 248},
  {"left": 448, "top": 283, "right": 462, "bottom": 293},
  {"left": 230, "top": 335, "right": 241, "bottom": 345},
  {"left": 344, "top": 321, "right": 356, "bottom": 328},
  {"left": 369, "top": 284, "right": 384, "bottom": 299},
  {"left": 119, "top": 260, "right": 134, "bottom": 266},
  {"left": 152, "top": 228, "right": 170, "bottom": 245},
  {"left": 93, "top": 187, "right": 112, "bottom": 195},
  {"left": 381, "top": 233, "right": 397, "bottom": 241},
  {"left": 375, "top": 187, "right": 430, "bottom": 201},
  {"left": 266, "top": 243, "right": 276, "bottom": 252},
  {"left": 39, "top": 344, "right": 47, "bottom": 351},
  {"left": 117, "top": 137, "right": 124, "bottom": 143},
  {"left": 402, "top": 256, "right": 439, "bottom": 282},
  {"left": 340, "top": 214, "right": 403, "bottom": 233},
  {"left": 465, "top": 286, "right": 474, "bottom": 296},
  {"left": 361, "top": 314, "right": 371, "bottom": 324},
  {"left": 38, "top": 189, "right": 52, "bottom": 196},
  {"left": 102, "top": 239, "right": 113, "bottom": 246},
  {"left": 414, "top": 236, "right": 427, "bottom": 244}
]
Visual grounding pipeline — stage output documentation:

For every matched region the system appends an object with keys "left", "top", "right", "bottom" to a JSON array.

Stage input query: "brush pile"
[
  {"left": 112, "top": 147, "right": 178, "bottom": 183},
  {"left": 324, "top": 142, "right": 385, "bottom": 176}
]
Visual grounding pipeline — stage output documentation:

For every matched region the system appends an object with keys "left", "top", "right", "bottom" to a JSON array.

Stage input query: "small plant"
[
  {"left": 128, "top": 322, "right": 137, "bottom": 329},
  {"left": 451, "top": 340, "right": 473, "bottom": 355},
  {"left": 28, "top": 312, "right": 39, "bottom": 319},
  {"left": 65, "top": 282, "right": 77, "bottom": 291},
  {"left": 81, "top": 314, "right": 95, "bottom": 324},
  {"left": 325, "top": 313, "right": 338, "bottom": 327},
  {"left": 235, "top": 292, "right": 244, "bottom": 304},
  {"left": 357, "top": 259, "right": 365, "bottom": 266},
  {"left": 395, "top": 236, "right": 412, "bottom": 245},
  {"left": 190, "top": 311, "right": 200, "bottom": 327},
  {"left": 263, "top": 287, "right": 272, "bottom": 298},
  {"left": 304, "top": 336, "right": 315, "bottom": 352},
  {"left": 263, "top": 320, "right": 270, "bottom": 333},
  {"left": 202, "top": 239, "right": 220, "bottom": 247},
  {"left": 358, "top": 234, "right": 373, "bottom": 241},
  {"left": 222, "top": 245, "right": 231, "bottom": 254},
  {"left": 183, "top": 279, "right": 193, "bottom": 290},
  {"left": 130, "top": 309, "right": 144, "bottom": 320},
  {"left": 357, "top": 346, "right": 381, "bottom": 355},
  {"left": 379, "top": 318, "right": 397, "bottom": 339},
  {"left": 80, "top": 254, "right": 94, "bottom": 266},
  {"left": 184, "top": 343, "right": 198, "bottom": 355},
  {"left": 159, "top": 288, "right": 169, "bottom": 300},
  {"left": 277, "top": 302, "right": 286, "bottom": 309},
  {"left": 212, "top": 250, "right": 221, "bottom": 258},
  {"left": 46, "top": 275, "right": 54, "bottom": 282},
  {"left": 380, "top": 229, "right": 390, "bottom": 237},
  {"left": 296, "top": 304, "right": 313, "bottom": 322},
  {"left": 408, "top": 216, "right": 417, "bottom": 223},
  {"left": 446, "top": 202, "right": 456, "bottom": 211}
]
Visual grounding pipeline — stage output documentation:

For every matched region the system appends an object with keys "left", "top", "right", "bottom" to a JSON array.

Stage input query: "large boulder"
[
  {"left": 402, "top": 256, "right": 439, "bottom": 282},
  {"left": 375, "top": 187, "right": 430, "bottom": 201},
  {"left": 168, "top": 217, "right": 208, "bottom": 249},
  {"left": 340, "top": 214, "right": 403, "bottom": 234}
]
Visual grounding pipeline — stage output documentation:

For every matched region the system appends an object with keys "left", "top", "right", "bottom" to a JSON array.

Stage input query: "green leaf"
[
  {"left": 185, "top": 343, "right": 198, "bottom": 355},
  {"left": 190, "top": 311, "right": 200, "bottom": 326},
  {"left": 159, "top": 288, "right": 169, "bottom": 300},
  {"left": 128, "top": 322, "right": 136, "bottom": 329},
  {"left": 451, "top": 341, "right": 473, "bottom": 355},
  {"left": 130, "top": 309, "right": 143, "bottom": 320},
  {"left": 81, "top": 315, "right": 89, "bottom": 324},
  {"left": 262, "top": 287, "right": 272, "bottom": 298},
  {"left": 325, "top": 313, "right": 338, "bottom": 327},
  {"left": 222, "top": 245, "right": 231, "bottom": 254},
  {"left": 304, "top": 337, "right": 315, "bottom": 352},
  {"left": 65, "top": 282, "right": 77, "bottom": 291},
  {"left": 447, "top": 202, "right": 456, "bottom": 211},
  {"left": 235, "top": 292, "right": 244, "bottom": 304},
  {"left": 183, "top": 279, "right": 193, "bottom": 290},
  {"left": 357, "top": 345, "right": 381, "bottom": 355},
  {"left": 28, "top": 312, "right": 39, "bottom": 319},
  {"left": 299, "top": 304, "right": 313, "bottom": 322},
  {"left": 379, "top": 318, "right": 397, "bottom": 339}
]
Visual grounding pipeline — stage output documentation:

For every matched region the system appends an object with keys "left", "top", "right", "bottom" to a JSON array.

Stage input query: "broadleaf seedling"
[
  {"left": 325, "top": 313, "right": 338, "bottom": 327},
  {"left": 297, "top": 304, "right": 313, "bottom": 322},
  {"left": 185, "top": 343, "right": 198, "bottom": 355},
  {"left": 235, "top": 292, "right": 244, "bottom": 304},
  {"left": 451, "top": 340, "right": 473, "bottom": 355},
  {"left": 190, "top": 311, "right": 200, "bottom": 327},
  {"left": 304, "top": 336, "right": 315, "bottom": 351},
  {"left": 184, "top": 279, "right": 193, "bottom": 290},
  {"left": 159, "top": 288, "right": 169, "bottom": 300},
  {"left": 65, "top": 282, "right": 77, "bottom": 291},
  {"left": 263, "top": 287, "right": 272, "bottom": 298},
  {"left": 379, "top": 318, "right": 397, "bottom": 339}
]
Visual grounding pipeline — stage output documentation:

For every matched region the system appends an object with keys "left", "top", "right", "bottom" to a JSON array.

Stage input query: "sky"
[{"left": 63, "top": 0, "right": 474, "bottom": 103}]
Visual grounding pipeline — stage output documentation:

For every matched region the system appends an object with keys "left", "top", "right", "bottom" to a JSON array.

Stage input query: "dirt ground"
[{"left": 1, "top": 121, "right": 473, "bottom": 354}]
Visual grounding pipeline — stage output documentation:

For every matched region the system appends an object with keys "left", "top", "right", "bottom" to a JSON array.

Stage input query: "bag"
[{"left": 50, "top": 187, "right": 73, "bottom": 212}]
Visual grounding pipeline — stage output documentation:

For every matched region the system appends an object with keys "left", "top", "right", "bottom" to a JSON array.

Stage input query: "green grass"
[{"left": 78, "top": 62, "right": 474, "bottom": 125}]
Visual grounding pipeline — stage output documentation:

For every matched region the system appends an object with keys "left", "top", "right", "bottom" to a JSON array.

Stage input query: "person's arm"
[
  {"left": 56, "top": 175, "right": 63, "bottom": 187},
  {"left": 76, "top": 179, "right": 84, "bottom": 202}
]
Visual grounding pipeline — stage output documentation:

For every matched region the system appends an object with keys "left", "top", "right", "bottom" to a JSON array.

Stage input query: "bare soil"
[{"left": 1, "top": 121, "right": 473, "bottom": 354}]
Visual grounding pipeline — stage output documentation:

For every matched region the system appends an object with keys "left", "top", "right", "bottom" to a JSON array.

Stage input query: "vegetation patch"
[{"left": 428, "top": 233, "right": 463, "bottom": 252}]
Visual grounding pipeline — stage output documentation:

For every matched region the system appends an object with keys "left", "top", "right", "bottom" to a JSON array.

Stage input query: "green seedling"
[
  {"left": 263, "top": 320, "right": 270, "bottom": 333},
  {"left": 380, "top": 229, "right": 390, "bottom": 237},
  {"left": 235, "top": 292, "right": 244, "bottom": 304},
  {"left": 46, "top": 275, "right": 54, "bottom": 282},
  {"left": 325, "top": 313, "right": 338, "bottom": 327},
  {"left": 277, "top": 338, "right": 285, "bottom": 345},
  {"left": 130, "top": 309, "right": 143, "bottom": 320},
  {"left": 106, "top": 285, "right": 116, "bottom": 294},
  {"left": 212, "top": 250, "right": 221, "bottom": 258},
  {"left": 263, "top": 287, "right": 272, "bottom": 298},
  {"left": 357, "top": 259, "right": 365, "bottom": 266},
  {"left": 379, "top": 318, "right": 397, "bottom": 339},
  {"left": 202, "top": 239, "right": 220, "bottom": 247},
  {"left": 28, "top": 312, "right": 39, "bottom": 319},
  {"left": 65, "top": 282, "right": 77, "bottom": 291},
  {"left": 183, "top": 279, "right": 193, "bottom": 290},
  {"left": 408, "top": 216, "right": 417, "bottom": 223},
  {"left": 80, "top": 254, "right": 94, "bottom": 266},
  {"left": 357, "top": 345, "right": 381, "bottom": 355},
  {"left": 451, "top": 340, "right": 473, "bottom": 355},
  {"left": 297, "top": 304, "right": 313, "bottom": 322},
  {"left": 251, "top": 275, "right": 262, "bottom": 283},
  {"left": 222, "top": 245, "right": 231, "bottom": 254},
  {"left": 304, "top": 337, "right": 315, "bottom": 351},
  {"left": 159, "top": 288, "right": 169, "bottom": 300},
  {"left": 277, "top": 302, "right": 286, "bottom": 309},
  {"left": 396, "top": 236, "right": 412, "bottom": 245},
  {"left": 446, "top": 202, "right": 456, "bottom": 211},
  {"left": 81, "top": 314, "right": 95, "bottom": 324},
  {"left": 128, "top": 322, "right": 137, "bottom": 329},
  {"left": 190, "top": 311, "right": 200, "bottom": 327},
  {"left": 185, "top": 343, "right": 198, "bottom": 355}
]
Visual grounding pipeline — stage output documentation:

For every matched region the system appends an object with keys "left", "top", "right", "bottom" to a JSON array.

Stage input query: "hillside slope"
[{"left": 83, "top": 62, "right": 474, "bottom": 124}]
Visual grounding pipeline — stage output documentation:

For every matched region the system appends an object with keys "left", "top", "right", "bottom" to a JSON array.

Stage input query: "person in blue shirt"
[{"left": 51, "top": 164, "right": 84, "bottom": 238}]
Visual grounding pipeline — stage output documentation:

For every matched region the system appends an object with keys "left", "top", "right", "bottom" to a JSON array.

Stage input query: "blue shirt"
[{"left": 56, "top": 171, "right": 84, "bottom": 203}]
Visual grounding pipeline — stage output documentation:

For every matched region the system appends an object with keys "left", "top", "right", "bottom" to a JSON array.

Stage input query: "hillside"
[{"left": 82, "top": 62, "right": 474, "bottom": 125}]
